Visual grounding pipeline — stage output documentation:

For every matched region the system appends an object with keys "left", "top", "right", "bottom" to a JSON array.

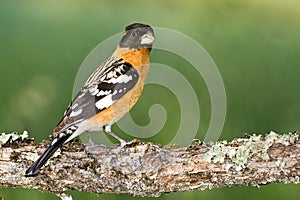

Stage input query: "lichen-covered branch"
[{"left": 0, "top": 131, "right": 299, "bottom": 197}]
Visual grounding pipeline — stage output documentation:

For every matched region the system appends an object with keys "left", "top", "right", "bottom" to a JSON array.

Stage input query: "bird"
[{"left": 25, "top": 23, "right": 155, "bottom": 177}]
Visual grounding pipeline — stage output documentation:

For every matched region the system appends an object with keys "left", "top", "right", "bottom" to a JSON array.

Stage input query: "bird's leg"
[
  {"left": 85, "top": 131, "right": 95, "bottom": 146},
  {"left": 84, "top": 131, "right": 96, "bottom": 153},
  {"left": 104, "top": 125, "right": 128, "bottom": 147}
]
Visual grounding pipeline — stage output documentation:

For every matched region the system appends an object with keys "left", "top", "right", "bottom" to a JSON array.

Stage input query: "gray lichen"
[
  {"left": 203, "top": 131, "right": 299, "bottom": 171},
  {"left": 0, "top": 131, "right": 29, "bottom": 147}
]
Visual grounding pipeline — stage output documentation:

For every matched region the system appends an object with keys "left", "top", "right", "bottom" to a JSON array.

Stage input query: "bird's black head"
[{"left": 119, "top": 23, "right": 155, "bottom": 50}]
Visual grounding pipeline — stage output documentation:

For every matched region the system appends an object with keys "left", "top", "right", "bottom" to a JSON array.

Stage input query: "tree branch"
[{"left": 0, "top": 131, "right": 299, "bottom": 197}]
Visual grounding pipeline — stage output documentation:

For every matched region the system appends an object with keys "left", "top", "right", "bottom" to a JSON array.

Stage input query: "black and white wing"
[{"left": 54, "top": 57, "right": 139, "bottom": 134}]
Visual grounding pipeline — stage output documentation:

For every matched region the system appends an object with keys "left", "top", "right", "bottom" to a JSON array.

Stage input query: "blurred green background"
[{"left": 1, "top": 0, "right": 300, "bottom": 199}]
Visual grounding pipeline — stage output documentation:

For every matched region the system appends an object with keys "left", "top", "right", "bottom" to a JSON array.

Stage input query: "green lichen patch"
[
  {"left": 0, "top": 131, "right": 33, "bottom": 148},
  {"left": 265, "top": 131, "right": 298, "bottom": 146},
  {"left": 203, "top": 131, "right": 299, "bottom": 171}
]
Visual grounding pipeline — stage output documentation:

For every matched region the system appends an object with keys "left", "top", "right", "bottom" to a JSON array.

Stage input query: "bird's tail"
[{"left": 25, "top": 133, "right": 70, "bottom": 177}]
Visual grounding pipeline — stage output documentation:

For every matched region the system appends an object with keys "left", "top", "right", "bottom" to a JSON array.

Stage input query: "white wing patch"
[
  {"left": 96, "top": 90, "right": 111, "bottom": 96},
  {"left": 89, "top": 85, "right": 99, "bottom": 96},
  {"left": 106, "top": 74, "right": 133, "bottom": 84},
  {"left": 69, "top": 108, "right": 83, "bottom": 117},
  {"left": 72, "top": 103, "right": 79, "bottom": 109},
  {"left": 78, "top": 92, "right": 86, "bottom": 98},
  {"left": 95, "top": 95, "right": 115, "bottom": 110}
]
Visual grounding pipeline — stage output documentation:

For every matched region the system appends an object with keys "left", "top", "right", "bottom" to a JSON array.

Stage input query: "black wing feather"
[{"left": 55, "top": 57, "right": 139, "bottom": 133}]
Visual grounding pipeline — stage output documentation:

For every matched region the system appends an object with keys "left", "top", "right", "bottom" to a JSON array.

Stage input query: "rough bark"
[{"left": 0, "top": 131, "right": 299, "bottom": 197}]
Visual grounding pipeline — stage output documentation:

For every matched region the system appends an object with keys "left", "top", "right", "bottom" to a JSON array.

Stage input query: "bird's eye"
[{"left": 130, "top": 30, "right": 138, "bottom": 38}]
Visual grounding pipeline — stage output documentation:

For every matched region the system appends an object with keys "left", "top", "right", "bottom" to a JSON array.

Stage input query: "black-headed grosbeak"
[{"left": 25, "top": 23, "right": 155, "bottom": 176}]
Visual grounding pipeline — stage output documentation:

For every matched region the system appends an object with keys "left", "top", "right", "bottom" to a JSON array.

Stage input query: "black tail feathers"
[{"left": 25, "top": 134, "right": 70, "bottom": 177}]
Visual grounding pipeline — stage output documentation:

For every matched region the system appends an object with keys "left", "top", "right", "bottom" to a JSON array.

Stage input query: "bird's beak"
[{"left": 140, "top": 32, "right": 155, "bottom": 45}]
